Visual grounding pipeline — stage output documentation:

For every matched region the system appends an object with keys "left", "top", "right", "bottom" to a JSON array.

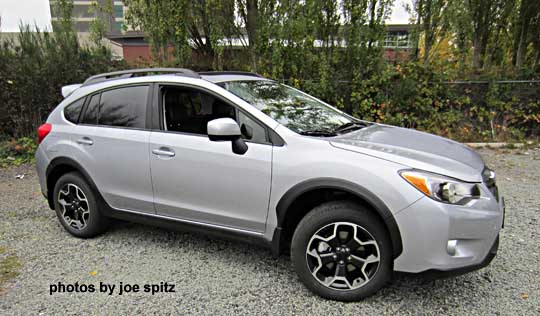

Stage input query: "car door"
[
  {"left": 148, "top": 85, "right": 272, "bottom": 232},
  {"left": 69, "top": 84, "right": 155, "bottom": 214}
]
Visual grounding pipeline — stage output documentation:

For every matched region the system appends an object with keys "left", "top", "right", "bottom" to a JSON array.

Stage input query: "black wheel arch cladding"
[
  {"left": 273, "top": 178, "right": 403, "bottom": 258},
  {"left": 45, "top": 157, "right": 102, "bottom": 210}
]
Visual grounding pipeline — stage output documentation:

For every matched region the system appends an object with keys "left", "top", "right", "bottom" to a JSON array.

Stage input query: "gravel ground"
[{"left": 0, "top": 148, "right": 539, "bottom": 315}]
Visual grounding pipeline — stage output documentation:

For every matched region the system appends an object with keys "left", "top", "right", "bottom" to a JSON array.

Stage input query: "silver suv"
[{"left": 36, "top": 68, "right": 504, "bottom": 301}]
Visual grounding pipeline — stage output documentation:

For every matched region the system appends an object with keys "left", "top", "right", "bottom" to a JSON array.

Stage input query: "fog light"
[{"left": 447, "top": 240, "right": 458, "bottom": 256}]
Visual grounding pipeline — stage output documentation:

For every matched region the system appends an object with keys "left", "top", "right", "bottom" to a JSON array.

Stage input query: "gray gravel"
[{"left": 0, "top": 148, "right": 539, "bottom": 315}]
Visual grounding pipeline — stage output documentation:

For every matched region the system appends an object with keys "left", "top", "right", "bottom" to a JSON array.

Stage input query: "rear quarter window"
[
  {"left": 81, "top": 94, "right": 100, "bottom": 125},
  {"left": 63, "top": 98, "right": 85, "bottom": 123}
]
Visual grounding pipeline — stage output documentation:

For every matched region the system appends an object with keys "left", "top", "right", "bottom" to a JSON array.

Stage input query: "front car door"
[{"left": 148, "top": 84, "right": 272, "bottom": 232}]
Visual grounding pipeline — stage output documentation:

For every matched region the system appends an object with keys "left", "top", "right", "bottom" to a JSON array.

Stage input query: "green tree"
[
  {"left": 466, "top": 0, "right": 517, "bottom": 70},
  {"left": 236, "top": 0, "right": 277, "bottom": 71},
  {"left": 88, "top": 0, "right": 114, "bottom": 46},
  {"left": 125, "top": 0, "right": 238, "bottom": 68},
  {"left": 124, "top": 0, "right": 191, "bottom": 65},
  {"left": 411, "top": 0, "right": 446, "bottom": 65},
  {"left": 0, "top": 0, "right": 118, "bottom": 137},
  {"left": 513, "top": 0, "right": 540, "bottom": 69},
  {"left": 342, "top": 0, "right": 393, "bottom": 114}
]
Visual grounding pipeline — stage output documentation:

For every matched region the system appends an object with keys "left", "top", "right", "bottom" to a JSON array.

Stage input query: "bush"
[
  {"left": 288, "top": 62, "right": 540, "bottom": 142},
  {"left": 0, "top": 24, "right": 125, "bottom": 138},
  {"left": 0, "top": 137, "right": 37, "bottom": 168}
]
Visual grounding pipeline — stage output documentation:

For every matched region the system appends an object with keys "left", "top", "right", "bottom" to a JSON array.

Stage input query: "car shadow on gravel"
[
  {"left": 103, "top": 218, "right": 291, "bottom": 268},
  {"left": 103, "top": 218, "right": 492, "bottom": 305}
]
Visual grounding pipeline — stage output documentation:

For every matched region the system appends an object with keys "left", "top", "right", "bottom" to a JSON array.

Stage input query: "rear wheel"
[
  {"left": 291, "top": 201, "right": 392, "bottom": 301},
  {"left": 53, "top": 172, "right": 109, "bottom": 238}
]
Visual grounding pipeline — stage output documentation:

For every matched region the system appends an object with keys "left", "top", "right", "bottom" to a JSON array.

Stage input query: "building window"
[
  {"left": 114, "top": 5, "right": 124, "bottom": 18},
  {"left": 384, "top": 31, "right": 411, "bottom": 48}
]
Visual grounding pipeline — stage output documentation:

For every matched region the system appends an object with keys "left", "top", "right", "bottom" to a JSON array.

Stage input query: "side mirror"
[{"left": 207, "top": 118, "right": 248, "bottom": 155}]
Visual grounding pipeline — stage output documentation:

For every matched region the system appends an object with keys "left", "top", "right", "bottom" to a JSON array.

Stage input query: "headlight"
[{"left": 399, "top": 170, "right": 481, "bottom": 205}]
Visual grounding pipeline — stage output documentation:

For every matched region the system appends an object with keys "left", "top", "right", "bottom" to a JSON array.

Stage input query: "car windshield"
[{"left": 219, "top": 80, "right": 363, "bottom": 136}]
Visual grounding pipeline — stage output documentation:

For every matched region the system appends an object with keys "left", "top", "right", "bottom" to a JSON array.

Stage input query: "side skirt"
[{"left": 105, "top": 207, "right": 273, "bottom": 250}]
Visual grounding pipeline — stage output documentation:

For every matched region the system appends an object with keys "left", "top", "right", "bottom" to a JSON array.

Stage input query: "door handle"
[
  {"left": 152, "top": 148, "right": 175, "bottom": 157},
  {"left": 76, "top": 137, "right": 94, "bottom": 145}
]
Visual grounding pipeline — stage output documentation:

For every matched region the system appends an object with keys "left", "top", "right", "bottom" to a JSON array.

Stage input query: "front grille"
[{"left": 482, "top": 167, "right": 499, "bottom": 201}]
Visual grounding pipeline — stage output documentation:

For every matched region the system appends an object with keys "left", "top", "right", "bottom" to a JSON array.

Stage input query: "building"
[
  {"left": 46, "top": 1, "right": 413, "bottom": 63},
  {"left": 49, "top": 0, "right": 125, "bottom": 34},
  {"left": 47, "top": 0, "right": 126, "bottom": 57},
  {"left": 382, "top": 24, "right": 413, "bottom": 61},
  {"left": 107, "top": 24, "right": 414, "bottom": 64}
]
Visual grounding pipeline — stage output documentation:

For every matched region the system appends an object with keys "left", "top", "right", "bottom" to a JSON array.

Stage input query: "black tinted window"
[
  {"left": 98, "top": 86, "right": 148, "bottom": 128},
  {"left": 238, "top": 111, "right": 267, "bottom": 143},
  {"left": 163, "top": 87, "right": 236, "bottom": 134},
  {"left": 64, "top": 98, "right": 85, "bottom": 123},
  {"left": 81, "top": 94, "right": 100, "bottom": 125}
]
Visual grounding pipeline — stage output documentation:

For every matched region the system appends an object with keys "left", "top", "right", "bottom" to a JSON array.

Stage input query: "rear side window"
[
  {"left": 80, "top": 85, "right": 149, "bottom": 128},
  {"left": 64, "top": 98, "right": 85, "bottom": 123},
  {"left": 99, "top": 86, "right": 148, "bottom": 128}
]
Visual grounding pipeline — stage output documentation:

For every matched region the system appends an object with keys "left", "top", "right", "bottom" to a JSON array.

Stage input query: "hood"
[{"left": 330, "top": 124, "right": 485, "bottom": 182}]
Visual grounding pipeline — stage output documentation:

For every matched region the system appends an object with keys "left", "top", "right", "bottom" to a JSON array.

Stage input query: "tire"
[
  {"left": 53, "top": 172, "right": 110, "bottom": 238},
  {"left": 291, "top": 200, "right": 392, "bottom": 301}
]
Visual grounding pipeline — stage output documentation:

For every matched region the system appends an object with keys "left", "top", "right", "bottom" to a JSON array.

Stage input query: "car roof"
[
  {"left": 63, "top": 69, "right": 272, "bottom": 100},
  {"left": 198, "top": 71, "right": 271, "bottom": 84},
  {"left": 80, "top": 68, "right": 269, "bottom": 87},
  {"left": 201, "top": 74, "right": 270, "bottom": 83}
]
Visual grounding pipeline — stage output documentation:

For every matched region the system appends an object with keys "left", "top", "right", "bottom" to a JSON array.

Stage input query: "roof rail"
[
  {"left": 82, "top": 68, "right": 200, "bottom": 86},
  {"left": 198, "top": 71, "right": 263, "bottom": 78}
]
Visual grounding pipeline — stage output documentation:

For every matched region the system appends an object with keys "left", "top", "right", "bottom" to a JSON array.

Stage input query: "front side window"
[
  {"left": 64, "top": 98, "right": 85, "bottom": 123},
  {"left": 162, "top": 86, "right": 267, "bottom": 142},
  {"left": 237, "top": 111, "right": 267, "bottom": 143},
  {"left": 220, "top": 80, "right": 360, "bottom": 136}
]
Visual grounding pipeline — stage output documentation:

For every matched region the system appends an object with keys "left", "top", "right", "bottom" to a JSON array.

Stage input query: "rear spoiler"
[{"left": 61, "top": 84, "right": 82, "bottom": 98}]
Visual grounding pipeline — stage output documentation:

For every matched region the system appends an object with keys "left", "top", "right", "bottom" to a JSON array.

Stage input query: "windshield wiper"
[
  {"left": 299, "top": 130, "right": 338, "bottom": 137},
  {"left": 334, "top": 121, "right": 367, "bottom": 134}
]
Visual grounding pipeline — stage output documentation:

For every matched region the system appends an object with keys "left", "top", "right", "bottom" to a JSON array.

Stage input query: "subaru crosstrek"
[{"left": 36, "top": 68, "right": 504, "bottom": 301}]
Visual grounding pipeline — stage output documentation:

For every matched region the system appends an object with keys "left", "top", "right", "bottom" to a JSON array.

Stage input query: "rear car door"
[
  {"left": 69, "top": 84, "right": 155, "bottom": 214},
  {"left": 148, "top": 84, "right": 272, "bottom": 232}
]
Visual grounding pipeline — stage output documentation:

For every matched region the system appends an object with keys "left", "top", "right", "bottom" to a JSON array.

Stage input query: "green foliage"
[
  {"left": 0, "top": 137, "right": 37, "bottom": 168},
  {"left": 0, "top": 0, "right": 538, "bottom": 144},
  {"left": 275, "top": 61, "right": 538, "bottom": 142},
  {"left": 88, "top": 0, "right": 114, "bottom": 46},
  {"left": 124, "top": 0, "right": 191, "bottom": 65},
  {"left": 410, "top": 0, "right": 539, "bottom": 72},
  {"left": 0, "top": 1, "right": 125, "bottom": 138}
]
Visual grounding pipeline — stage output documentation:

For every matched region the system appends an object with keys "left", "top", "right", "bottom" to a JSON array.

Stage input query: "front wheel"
[{"left": 291, "top": 201, "right": 392, "bottom": 301}]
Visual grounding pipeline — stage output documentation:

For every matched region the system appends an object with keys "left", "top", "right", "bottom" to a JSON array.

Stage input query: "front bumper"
[
  {"left": 393, "top": 186, "right": 504, "bottom": 273},
  {"left": 417, "top": 234, "right": 499, "bottom": 278}
]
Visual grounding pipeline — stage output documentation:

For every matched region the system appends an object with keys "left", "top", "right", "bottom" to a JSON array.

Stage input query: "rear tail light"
[{"left": 38, "top": 123, "right": 52, "bottom": 144}]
